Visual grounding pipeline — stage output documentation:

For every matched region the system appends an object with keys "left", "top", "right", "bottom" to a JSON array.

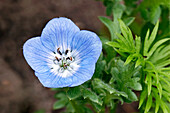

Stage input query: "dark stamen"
[
  {"left": 64, "top": 63, "right": 67, "bottom": 68},
  {"left": 65, "top": 49, "right": 69, "bottom": 55},
  {"left": 66, "top": 57, "right": 70, "bottom": 60},
  {"left": 53, "top": 51, "right": 56, "bottom": 54},
  {"left": 57, "top": 48, "right": 62, "bottom": 55},
  {"left": 70, "top": 57, "right": 72, "bottom": 61},
  {"left": 55, "top": 56, "right": 60, "bottom": 62}
]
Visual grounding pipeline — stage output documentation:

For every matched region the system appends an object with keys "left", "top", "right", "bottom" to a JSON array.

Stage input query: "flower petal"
[
  {"left": 23, "top": 37, "right": 53, "bottom": 73},
  {"left": 35, "top": 58, "right": 96, "bottom": 88},
  {"left": 41, "top": 17, "right": 80, "bottom": 52},
  {"left": 69, "top": 58, "right": 96, "bottom": 87},
  {"left": 71, "top": 30, "right": 102, "bottom": 63}
]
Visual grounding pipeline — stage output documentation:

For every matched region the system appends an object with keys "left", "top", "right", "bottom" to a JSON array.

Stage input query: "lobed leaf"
[
  {"left": 126, "top": 77, "right": 142, "bottom": 91},
  {"left": 125, "top": 88, "right": 138, "bottom": 101},
  {"left": 143, "top": 29, "right": 150, "bottom": 56},
  {"left": 147, "top": 38, "right": 170, "bottom": 59},
  {"left": 66, "top": 86, "right": 81, "bottom": 100},
  {"left": 144, "top": 21, "right": 159, "bottom": 57},
  {"left": 81, "top": 86, "right": 103, "bottom": 105},
  {"left": 93, "top": 78, "right": 128, "bottom": 97},
  {"left": 118, "top": 20, "right": 135, "bottom": 50},
  {"left": 110, "top": 59, "right": 142, "bottom": 102},
  {"left": 53, "top": 99, "right": 68, "bottom": 110}
]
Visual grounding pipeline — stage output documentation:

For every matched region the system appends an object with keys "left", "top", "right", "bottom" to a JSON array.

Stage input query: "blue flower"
[{"left": 23, "top": 17, "right": 102, "bottom": 88}]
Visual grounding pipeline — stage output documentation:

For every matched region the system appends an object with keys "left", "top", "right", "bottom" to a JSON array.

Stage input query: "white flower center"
[{"left": 50, "top": 47, "right": 80, "bottom": 78}]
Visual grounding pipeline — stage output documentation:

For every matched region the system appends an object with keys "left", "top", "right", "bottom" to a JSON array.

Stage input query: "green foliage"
[
  {"left": 110, "top": 59, "right": 142, "bottom": 102},
  {"left": 107, "top": 19, "right": 170, "bottom": 113},
  {"left": 66, "top": 86, "right": 81, "bottom": 100},
  {"left": 53, "top": 92, "right": 69, "bottom": 110},
  {"left": 98, "top": 0, "right": 135, "bottom": 41}
]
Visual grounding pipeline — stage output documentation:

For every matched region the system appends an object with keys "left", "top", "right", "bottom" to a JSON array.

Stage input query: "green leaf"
[
  {"left": 67, "top": 86, "right": 81, "bottom": 100},
  {"left": 123, "top": 17, "right": 135, "bottom": 26},
  {"left": 155, "top": 97, "right": 160, "bottom": 113},
  {"left": 110, "top": 59, "right": 142, "bottom": 102},
  {"left": 139, "top": 90, "right": 147, "bottom": 108},
  {"left": 99, "top": 16, "right": 118, "bottom": 40},
  {"left": 162, "top": 91, "right": 170, "bottom": 103},
  {"left": 81, "top": 86, "right": 103, "bottom": 105},
  {"left": 93, "top": 78, "right": 116, "bottom": 94},
  {"left": 100, "top": 37, "right": 116, "bottom": 61},
  {"left": 93, "top": 78, "right": 127, "bottom": 97},
  {"left": 124, "top": 54, "right": 134, "bottom": 65},
  {"left": 110, "top": 100, "right": 116, "bottom": 110},
  {"left": 106, "top": 3, "right": 114, "bottom": 16},
  {"left": 113, "top": 3, "right": 125, "bottom": 20},
  {"left": 93, "top": 53, "right": 106, "bottom": 78},
  {"left": 126, "top": 77, "right": 142, "bottom": 91},
  {"left": 116, "top": 33, "right": 132, "bottom": 52},
  {"left": 66, "top": 102, "right": 75, "bottom": 113},
  {"left": 106, "top": 19, "right": 137, "bottom": 56},
  {"left": 155, "top": 59, "right": 170, "bottom": 68},
  {"left": 150, "top": 6, "right": 161, "bottom": 24},
  {"left": 54, "top": 92, "right": 66, "bottom": 99},
  {"left": 110, "top": 67, "right": 119, "bottom": 81},
  {"left": 153, "top": 90, "right": 169, "bottom": 113},
  {"left": 143, "top": 29, "right": 150, "bottom": 56},
  {"left": 91, "top": 102, "right": 103, "bottom": 112},
  {"left": 53, "top": 92, "right": 69, "bottom": 110},
  {"left": 149, "top": 45, "right": 170, "bottom": 64},
  {"left": 53, "top": 99, "right": 68, "bottom": 110},
  {"left": 99, "top": 4, "right": 129, "bottom": 41},
  {"left": 118, "top": 19, "right": 135, "bottom": 50},
  {"left": 146, "top": 74, "right": 152, "bottom": 95},
  {"left": 69, "top": 100, "right": 85, "bottom": 113},
  {"left": 156, "top": 82, "right": 162, "bottom": 98},
  {"left": 135, "top": 58, "right": 143, "bottom": 68},
  {"left": 147, "top": 38, "right": 170, "bottom": 59},
  {"left": 125, "top": 88, "right": 138, "bottom": 101},
  {"left": 144, "top": 21, "right": 159, "bottom": 56},
  {"left": 104, "top": 91, "right": 124, "bottom": 105},
  {"left": 160, "top": 102, "right": 169, "bottom": 113},
  {"left": 106, "top": 41, "right": 120, "bottom": 48},
  {"left": 135, "top": 36, "right": 141, "bottom": 54},
  {"left": 144, "top": 95, "right": 152, "bottom": 113}
]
